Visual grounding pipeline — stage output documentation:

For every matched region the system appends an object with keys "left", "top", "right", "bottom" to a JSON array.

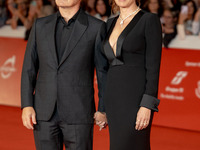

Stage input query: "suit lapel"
[
  {"left": 45, "top": 13, "right": 58, "bottom": 65},
  {"left": 103, "top": 17, "right": 124, "bottom": 65},
  {"left": 58, "top": 9, "right": 88, "bottom": 67},
  {"left": 116, "top": 11, "right": 144, "bottom": 58},
  {"left": 103, "top": 16, "right": 118, "bottom": 60}
]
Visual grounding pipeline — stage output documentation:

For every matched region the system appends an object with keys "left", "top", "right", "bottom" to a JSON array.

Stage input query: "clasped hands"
[
  {"left": 94, "top": 112, "right": 108, "bottom": 130},
  {"left": 22, "top": 106, "right": 150, "bottom": 131},
  {"left": 94, "top": 107, "right": 151, "bottom": 131}
]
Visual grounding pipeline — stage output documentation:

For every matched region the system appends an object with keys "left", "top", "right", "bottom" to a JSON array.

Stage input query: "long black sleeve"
[
  {"left": 21, "top": 20, "right": 39, "bottom": 109},
  {"left": 140, "top": 14, "right": 162, "bottom": 112},
  {"left": 94, "top": 22, "right": 108, "bottom": 112}
]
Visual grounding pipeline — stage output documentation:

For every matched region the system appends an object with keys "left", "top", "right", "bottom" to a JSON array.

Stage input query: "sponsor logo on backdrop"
[
  {"left": 160, "top": 93, "right": 184, "bottom": 100},
  {"left": 160, "top": 71, "right": 188, "bottom": 101},
  {"left": 171, "top": 71, "right": 188, "bottom": 85},
  {"left": 185, "top": 61, "right": 200, "bottom": 68},
  {"left": 0, "top": 56, "right": 16, "bottom": 79},
  {"left": 195, "top": 81, "right": 200, "bottom": 99},
  {"left": 165, "top": 86, "right": 184, "bottom": 93}
]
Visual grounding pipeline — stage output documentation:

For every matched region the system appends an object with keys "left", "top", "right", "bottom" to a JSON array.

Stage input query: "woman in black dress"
[{"left": 95, "top": 0, "right": 162, "bottom": 149}]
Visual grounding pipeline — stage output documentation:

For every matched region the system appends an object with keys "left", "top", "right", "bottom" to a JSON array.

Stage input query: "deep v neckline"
[
  {"left": 108, "top": 10, "right": 142, "bottom": 58},
  {"left": 103, "top": 10, "right": 144, "bottom": 66}
]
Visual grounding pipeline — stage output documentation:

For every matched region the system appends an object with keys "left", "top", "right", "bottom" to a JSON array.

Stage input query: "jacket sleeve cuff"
[
  {"left": 21, "top": 95, "right": 34, "bottom": 109},
  {"left": 98, "top": 104, "right": 105, "bottom": 113},
  {"left": 140, "top": 94, "right": 160, "bottom": 112}
]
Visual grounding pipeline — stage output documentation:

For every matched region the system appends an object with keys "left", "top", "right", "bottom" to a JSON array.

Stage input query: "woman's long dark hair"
[{"left": 184, "top": 0, "right": 197, "bottom": 20}]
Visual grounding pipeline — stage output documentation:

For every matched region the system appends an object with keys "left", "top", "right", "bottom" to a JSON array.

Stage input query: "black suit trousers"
[{"left": 33, "top": 109, "right": 93, "bottom": 150}]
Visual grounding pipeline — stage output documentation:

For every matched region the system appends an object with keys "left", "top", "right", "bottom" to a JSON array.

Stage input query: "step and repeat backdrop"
[
  {"left": 0, "top": 37, "right": 26, "bottom": 106},
  {"left": 154, "top": 48, "right": 200, "bottom": 131},
  {"left": 0, "top": 27, "right": 200, "bottom": 132}
]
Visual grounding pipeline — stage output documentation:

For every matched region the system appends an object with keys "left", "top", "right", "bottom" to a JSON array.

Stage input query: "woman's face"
[
  {"left": 148, "top": 0, "right": 159, "bottom": 13},
  {"left": 187, "top": 1, "right": 194, "bottom": 16},
  {"left": 114, "top": 0, "right": 136, "bottom": 9},
  {"left": 88, "top": 0, "right": 95, "bottom": 9},
  {"left": 163, "top": 10, "right": 174, "bottom": 26},
  {"left": 96, "top": 0, "right": 106, "bottom": 15}
]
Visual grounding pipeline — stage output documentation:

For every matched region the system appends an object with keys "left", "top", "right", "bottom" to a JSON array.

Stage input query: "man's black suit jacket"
[{"left": 21, "top": 9, "right": 108, "bottom": 124}]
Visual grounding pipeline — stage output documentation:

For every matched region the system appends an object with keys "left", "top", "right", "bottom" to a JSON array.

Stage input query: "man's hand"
[
  {"left": 22, "top": 107, "right": 37, "bottom": 130},
  {"left": 94, "top": 112, "right": 107, "bottom": 131},
  {"left": 135, "top": 107, "right": 151, "bottom": 131}
]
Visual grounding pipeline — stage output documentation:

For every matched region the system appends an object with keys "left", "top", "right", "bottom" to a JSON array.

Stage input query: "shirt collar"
[{"left": 57, "top": 8, "right": 81, "bottom": 26}]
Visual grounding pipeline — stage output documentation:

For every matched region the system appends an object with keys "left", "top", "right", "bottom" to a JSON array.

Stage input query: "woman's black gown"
[{"left": 102, "top": 10, "right": 162, "bottom": 150}]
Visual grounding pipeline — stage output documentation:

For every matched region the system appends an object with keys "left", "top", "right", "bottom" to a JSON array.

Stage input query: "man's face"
[
  {"left": 163, "top": 10, "right": 173, "bottom": 25},
  {"left": 55, "top": 0, "right": 81, "bottom": 8}
]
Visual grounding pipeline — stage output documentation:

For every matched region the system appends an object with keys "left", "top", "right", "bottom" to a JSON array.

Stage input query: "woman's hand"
[
  {"left": 178, "top": 12, "right": 188, "bottom": 24},
  {"left": 194, "top": 8, "right": 200, "bottom": 22},
  {"left": 94, "top": 112, "right": 108, "bottom": 130},
  {"left": 7, "top": 0, "right": 16, "bottom": 15},
  {"left": 135, "top": 107, "right": 151, "bottom": 131}
]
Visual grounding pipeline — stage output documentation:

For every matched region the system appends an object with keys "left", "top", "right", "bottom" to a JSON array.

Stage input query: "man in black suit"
[{"left": 21, "top": 0, "right": 108, "bottom": 149}]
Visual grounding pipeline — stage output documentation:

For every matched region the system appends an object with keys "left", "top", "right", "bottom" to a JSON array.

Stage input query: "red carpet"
[{"left": 0, "top": 105, "right": 200, "bottom": 150}]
